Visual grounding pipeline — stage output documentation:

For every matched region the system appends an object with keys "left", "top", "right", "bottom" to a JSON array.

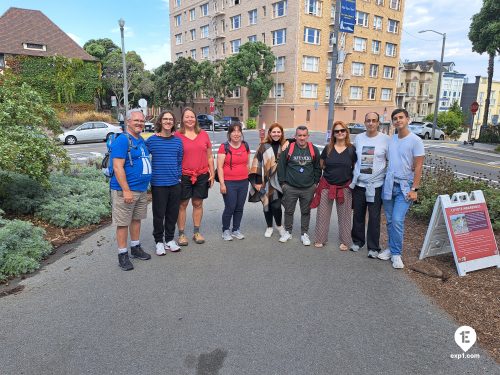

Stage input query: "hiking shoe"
[
  {"left": 391, "top": 255, "right": 405, "bottom": 269},
  {"left": 155, "top": 242, "right": 166, "bottom": 256},
  {"left": 193, "top": 232, "right": 205, "bottom": 244},
  {"left": 165, "top": 240, "right": 181, "bottom": 252},
  {"left": 264, "top": 227, "right": 274, "bottom": 238},
  {"left": 118, "top": 252, "right": 134, "bottom": 271},
  {"left": 231, "top": 230, "right": 245, "bottom": 240},
  {"left": 367, "top": 250, "right": 379, "bottom": 259},
  {"left": 277, "top": 226, "right": 286, "bottom": 237},
  {"left": 350, "top": 244, "right": 360, "bottom": 252},
  {"left": 301, "top": 233, "right": 311, "bottom": 246},
  {"left": 222, "top": 230, "right": 233, "bottom": 241},
  {"left": 377, "top": 248, "right": 392, "bottom": 261},
  {"left": 279, "top": 231, "right": 292, "bottom": 243},
  {"left": 130, "top": 244, "right": 151, "bottom": 260},
  {"left": 178, "top": 233, "right": 189, "bottom": 246}
]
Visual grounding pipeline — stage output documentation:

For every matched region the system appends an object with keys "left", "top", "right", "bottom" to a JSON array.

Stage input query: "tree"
[
  {"left": 0, "top": 75, "right": 69, "bottom": 184},
  {"left": 152, "top": 62, "right": 174, "bottom": 108},
  {"left": 197, "top": 60, "right": 228, "bottom": 114},
  {"left": 468, "top": 0, "right": 500, "bottom": 126},
  {"left": 223, "top": 42, "right": 275, "bottom": 117},
  {"left": 168, "top": 57, "right": 200, "bottom": 108},
  {"left": 424, "top": 109, "right": 464, "bottom": 138},
  {"left": 83, "top": 38, "right": 120, "bottom": 61}
]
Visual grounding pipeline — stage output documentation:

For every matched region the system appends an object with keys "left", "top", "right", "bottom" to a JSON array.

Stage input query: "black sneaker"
[
  {"left": 118, "top": 253, "right": 134, "bottom": 271},
  {"left": 130, "top": 244, "right": 151, "bottom": 260}
]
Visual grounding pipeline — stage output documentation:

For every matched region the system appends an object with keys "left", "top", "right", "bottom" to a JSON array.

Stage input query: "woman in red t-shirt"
[
  {"left": 217, "top": 123, "right": 250, "bottom": 241},
  {"left": 176, "top": 107, "right": 215, "bottom": 246}
]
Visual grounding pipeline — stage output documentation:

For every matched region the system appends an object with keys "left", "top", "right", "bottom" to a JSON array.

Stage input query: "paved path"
[{"left": 0, "top": 192, "right": 497, "bottom": 374}]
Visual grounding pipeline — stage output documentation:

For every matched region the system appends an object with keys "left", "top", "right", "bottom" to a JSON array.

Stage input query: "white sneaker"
[
  {"left": 222, "top": 230, "right": 233, "bottom": 241},
  {"left": 264, "top": 227, "right": 274, "bottom": 238},
  {"left": 231, "top": 230, "right": 245, "bottom": 240},
  {"left": 391, "top": 255, "right": 405, "bottom": 269},
  {"left": 165, "top": 240, "right": 181, "bottom": 252},
  {"left": 301, "top": 233, "right": 311, "bottom": 246},
  {"left": 155, "top": 242, "right": 166, "bottom": 256},
  {"left": 277, "top": 226, "right": 286, "bottom": 237},
  {"left": 377, "top": 248, "right": 392, "bottom": 261},
  {"left": 367, "top": 250, "right": 379, "bottom": 259},
  {"left": 350, "top": 244, "right": 360, "bottom": 252},
  {"left": 279, "top": 231, "right": 292, "bottom": 243}
]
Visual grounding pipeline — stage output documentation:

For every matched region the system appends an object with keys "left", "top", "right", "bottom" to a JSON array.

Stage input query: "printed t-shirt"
[
  {"left": 218, "top": 143, "right": 249, "bottom": 181},
  {"left": 176, "top": 130, "right": 211, "bottom": 175},
  {"left": 110, "top": 133, "right": 152, "bottom": 192},
  {"left": 353, "top": 132, "right": 389, "bottom": 188}
]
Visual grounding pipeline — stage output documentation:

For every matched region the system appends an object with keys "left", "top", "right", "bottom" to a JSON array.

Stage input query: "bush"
[
  {"left": 478, "top": 125, "right": 500, "bottom": 144},
  {"left": 0, "top": 211, "right": 52, "bottom": 281},
  {"left": 246, "top": 118, "right": 257, "bottom": 129},
  {"left": 410, "top": 158, "right": 500, "bottom": 231},
  {"left": 0, "top": 171, "right": 47, "bottom": 215},
  {"left": 58, "top": 111, "right": 115, "bottom": 128}
]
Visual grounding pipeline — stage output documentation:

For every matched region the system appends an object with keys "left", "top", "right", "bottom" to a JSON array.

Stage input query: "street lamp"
[
  {"left": 419, "top": 29, "right": 446, "bottom": 140},
  {"left": 118, "top": 18, "right": 129, "bottom": 118},
  {"left": 275, "top": 57, "right": 279, "bottom": 123}
]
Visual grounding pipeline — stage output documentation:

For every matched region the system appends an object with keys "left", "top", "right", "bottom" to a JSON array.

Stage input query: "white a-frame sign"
[{"left": 419, "top": 190, "right": 499, "bottom": 276}]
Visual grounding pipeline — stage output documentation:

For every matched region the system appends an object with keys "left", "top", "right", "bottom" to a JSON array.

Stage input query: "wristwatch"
[{"left": 411, "top": 187, "right": 419, "bottom": 192}]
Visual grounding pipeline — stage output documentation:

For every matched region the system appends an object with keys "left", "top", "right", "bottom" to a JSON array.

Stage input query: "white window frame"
[
  {"left": 408, "top": 82, "right": 418, "bottom": 97},
  {"left": 304, "top": 27, "right": 321, "bottom": 45},
  {"left": 350, "top": 86, "right": 363, "bottom": 100},
  {"left": 325, "top": 85, "right": 330, "bottom": 99},
  {"left": 383, "top": 66, "right": 394, "bottom": 79},
  {"left": 200, "top": 3, "right": 209, "bottom": 16},
  {"left": 228, "top": 87, "right": 241, "bottom": 98},
  {"left": 302, "top": 56, "right": 320, "bottom": 72},
  {"left": 385, "top": 43, "right": 396, "bottom": 57},
  {"left": 230, "top": 39, "right": 241, "bottom": 54},
  {"left": 201, "top": 25, "right": 209, "bottom": 38},
  {"left": 248, "top": 35, "right": 257, "bottom": 42},
  {"left": 231, "top": 15, "right": 241, "bottom": 30},
  {"left": 353, "top": 37, "right": 367, "bottom": 52},
  {"left": 22, "top": 43, "right": 46, "bottom": 51},
  {"left": 175, "top": 15, "right": 182, "bottom": 27},
  {"left": 351, "top": 62, "right": 365, "bottom": 76},
  {"left": 389, "top": 0, "right": 401, "bottom": 11},
  {"left": 368, "top": 87, "right": 376, "bottom": 100},
  {"left": 175, "top": 33, "right": 183, "bottom": 45},
  {"left": 376, "top": 0, "right": 384, "bottom": 5},
  {"left": 272, "top": 1, "right": 287, "bottom": 18},
  {"left": 301, "top": 83, "right": 318, "bottom": 99},
  {"left": 201, "top": 46, "right": 209, "bottom": 59},
  {"left": 373, "top": 16, "right": 382, "bottom": 30},
  {"left": 190, "top": 29, "right": 196, "bottom": 41},
  {"left": 369, "top": 64, "right": 378, "bottom": 78},
  {"left": 381, "top": 88, "right": 393, "bottom": 101},
  {"left": 305, "top": 0, "right": 322, "bottom": 16},
  {"left": 189, "top": 8, "right": 196, "bottom": 21},
  {"left": 356, "top": 11, "right": 369, "bottom": 27},
  {"left": 190, "top": 49, "right": 197, "bottom": 59},
  {"left": 272, "top": 83, "right": 285, "bottom": 98},
  {"left": 372, "top": 40, "right": 381, "bottom": 54},
  {"left": 272, "top": 29, "right": 286, "bottom": 46},
  {"left": 248, "top": 9, "right": 257, "bottom": 25},
  {"left": 274, "top": 56, "right": 285, "bottom": 72},
  {"left": 387, "top": 19, "right": 399, "bottom": 33}
]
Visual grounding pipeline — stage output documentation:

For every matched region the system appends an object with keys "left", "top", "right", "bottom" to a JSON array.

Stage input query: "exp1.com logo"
[{"left": 450, "top": 326, "right": 481, "bottom": 359}]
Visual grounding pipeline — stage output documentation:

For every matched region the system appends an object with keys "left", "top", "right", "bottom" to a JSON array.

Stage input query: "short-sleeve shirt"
[
  {"left": 218, "top": 143, "right": 249, "bottom": 181},
  {"left": 110, "top": 133, "right": 152, "bottom": 192},
  {"left": 387, "top": 132, "right": 425, "bottom": 180},
  {"left": 353, "top": 132, "right": 389, "bottom": 188},
  {"left": 176, "top": 130, "right": 212, "bottom": 175},
  {"left": 321, "top": 145, "right": 356, "bottom": 185}
]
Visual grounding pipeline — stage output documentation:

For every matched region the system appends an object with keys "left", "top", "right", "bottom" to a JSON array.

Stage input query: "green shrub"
[
  {"left": 410, "top": 158, "right": 499, "bottom": 231},
  {"left": 478, "top": 125, "right": 500, "bottom": 144},
  {"left": 0, "top": 171, "right": 47, "bottom": 214},
  {"left": 246, "top": 118, "right": 257, "bottom": 129},
  {"left": 0, "top": 211, "right": 52, "bottom": 281}
]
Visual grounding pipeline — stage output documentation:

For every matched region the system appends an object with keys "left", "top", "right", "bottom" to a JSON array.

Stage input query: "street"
[{"left": 64, "top": 130, "right": 500, "bottom": 184}]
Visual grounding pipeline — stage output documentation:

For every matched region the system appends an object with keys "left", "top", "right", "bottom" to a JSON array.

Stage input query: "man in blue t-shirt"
[
  {"left": 379, "top": 108, "right": 425, "bottom": 269},
  {"left": 110, "top": 109, "right": 152, "bottom": 271}
]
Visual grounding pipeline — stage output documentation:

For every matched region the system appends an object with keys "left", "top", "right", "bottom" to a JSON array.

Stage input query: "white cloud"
[
  {"left": 67, "top": 32, "right": 83, "bottom": 46},
  {"left": 138, "top": 42, "right": 171, "bottom": 70}
]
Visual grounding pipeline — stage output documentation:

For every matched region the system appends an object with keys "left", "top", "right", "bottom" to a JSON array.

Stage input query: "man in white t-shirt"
[
  {"left": 349, "top": 112, "right": 389, "bottom": 258},
  {"left": 378, "top": 109, "right": 425, "bottom": 269}
]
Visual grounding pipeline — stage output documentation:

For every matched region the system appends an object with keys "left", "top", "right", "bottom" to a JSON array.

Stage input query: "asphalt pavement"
[{"left": 0, "top": 189, "right": 498, "bottom": 374}]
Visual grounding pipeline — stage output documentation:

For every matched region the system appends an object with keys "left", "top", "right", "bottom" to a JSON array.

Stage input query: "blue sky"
[{"left": 1, "top": 0, "right": 499, "bottom": 80}]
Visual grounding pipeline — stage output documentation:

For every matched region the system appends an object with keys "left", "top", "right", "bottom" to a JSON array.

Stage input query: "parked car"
[
  {"left": 222, "top": 116, "right": 246, "bottom": 130},
  {"left": 197, "top": 114, "right": 229, "bottom": 131},
  {"left": 144, "top": 121, "right": 154, "bottom": 132},
  {"left": 347, "top": 123, "right": 366, "bottom": 134},
  {"left": 409, "top": 122, "right": 445, "bottom": 140},
  {"left": 58, "top": 122, "right": 123, "bottom": 145}
]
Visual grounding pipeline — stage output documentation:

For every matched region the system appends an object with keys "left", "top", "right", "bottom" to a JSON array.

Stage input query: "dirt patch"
[{"left": 384, "top": 215, "right": 500, "bottom": 363}]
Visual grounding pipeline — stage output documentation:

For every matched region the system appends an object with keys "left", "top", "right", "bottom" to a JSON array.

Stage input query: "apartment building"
[{"left": 170, "top": 0, "right": 405, "bottom": 130}]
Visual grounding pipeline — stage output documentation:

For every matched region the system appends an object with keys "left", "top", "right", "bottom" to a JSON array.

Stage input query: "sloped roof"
[
  {"left": 403, "top": 60, "right": 454, "bottom": 73},
  {"left": 0, "top": 7, "right": 95, "bottom": 61}
]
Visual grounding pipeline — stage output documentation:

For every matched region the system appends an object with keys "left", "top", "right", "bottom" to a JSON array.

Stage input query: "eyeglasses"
[
  {"left": 365, "top": 119, "right": 378, "bottom": 123},
  {"left": 333, "top": 129, "right": 347, "bottom": 134},
  {"left": 162, "top": 118, "right": 174, "bottom": 122}
]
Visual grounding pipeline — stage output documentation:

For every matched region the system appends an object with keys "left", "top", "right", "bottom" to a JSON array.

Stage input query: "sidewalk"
[{"left": 0, "top": 191, "right": 498, "bottom": 374}]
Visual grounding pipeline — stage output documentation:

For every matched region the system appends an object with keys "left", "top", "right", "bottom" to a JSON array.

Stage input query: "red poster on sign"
[{"left": 445, "top": 203, "right": 498, "bottom": 262}]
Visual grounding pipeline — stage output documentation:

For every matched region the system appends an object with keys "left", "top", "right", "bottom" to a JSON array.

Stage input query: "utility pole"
[
  {"left": 326, "top": 2, "right": 342, "bottom": 140},
  {"left": 118, "top": 18, "right": 129, "bottom": 127}
]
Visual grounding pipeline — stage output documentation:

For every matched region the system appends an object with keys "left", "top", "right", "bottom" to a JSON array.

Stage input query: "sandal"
[
  {"left": 193, "top": 232, "right": 205, "bottom": 244},
  {"left": 178, "top": 233, "right": 189, "bottom": 246},
  {"left": 339, "top": 244, "right": 348, "bottom": 251},
  {"left": 314, "top": 243, "right": 324, "bottom": 248}
]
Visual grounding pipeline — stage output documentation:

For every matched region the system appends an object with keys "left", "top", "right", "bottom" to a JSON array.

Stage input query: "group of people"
[{"left": 109, "top": 107, "right": 424, "bottom": 272}]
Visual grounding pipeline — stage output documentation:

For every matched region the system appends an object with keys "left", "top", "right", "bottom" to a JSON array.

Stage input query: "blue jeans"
[
  {"left": 383, "top": 183, "right": 412, "bottom": 256},
  {"left": 222, "top": 179, "right": 249, "bottom": 232}
]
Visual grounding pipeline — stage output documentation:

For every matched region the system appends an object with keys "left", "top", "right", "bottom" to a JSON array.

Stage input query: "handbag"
[{"left": 248, "top": 151, "right": 265, "bottom": 202}]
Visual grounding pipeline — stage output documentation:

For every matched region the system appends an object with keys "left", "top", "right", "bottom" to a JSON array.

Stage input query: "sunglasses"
[{"left": 333, "top": 128, "right": 347, "bottom": 134}]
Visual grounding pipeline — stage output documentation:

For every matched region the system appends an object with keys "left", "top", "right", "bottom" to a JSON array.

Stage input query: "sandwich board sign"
[{"left": 419, "top": 190, "right": 499, "bottom": 276}]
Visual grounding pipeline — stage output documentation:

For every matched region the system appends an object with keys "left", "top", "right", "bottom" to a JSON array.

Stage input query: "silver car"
[
  {"left": 409, "top": 122, "right": 445, "bottom": 140},
  {"left": 58, "top": 122, "right": 123, "bottom": 145}
]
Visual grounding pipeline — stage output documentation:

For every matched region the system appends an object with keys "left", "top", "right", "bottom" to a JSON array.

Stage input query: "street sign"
[
  {"left": 470, "top": 101, "right": 479, "bottom": 114},
  {"left": 209, "top": 97, "right": 215, "bottom": 114},
  {"left": 339, "top": 0, "right": 356, "bottom": 33},
  {"left": 138, "top": 98, "right": 147, "bottom": 108},
  {"left": 111, "top": 96, "right": 117, "bottom": 107}
]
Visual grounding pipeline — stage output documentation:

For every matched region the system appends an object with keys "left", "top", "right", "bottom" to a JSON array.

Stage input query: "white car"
[
  {"left": 58, "top": 122, "right": 123, "bottom": 145},
  {"left": 409, "top": 122, "right": 445, "bottom": 140}
]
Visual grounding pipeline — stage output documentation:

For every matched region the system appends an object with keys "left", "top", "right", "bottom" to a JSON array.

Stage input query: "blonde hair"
[{"left": 178, "top": 107, "right": 200, "bottom": 134}]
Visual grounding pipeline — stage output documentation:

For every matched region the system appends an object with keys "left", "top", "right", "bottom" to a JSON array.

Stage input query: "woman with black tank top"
[
  {"left": 249, "top": 123, "right": 289, "bottom": 238},
  {"left": 311, "top": 121, "right": 357, "bottom": 250}
]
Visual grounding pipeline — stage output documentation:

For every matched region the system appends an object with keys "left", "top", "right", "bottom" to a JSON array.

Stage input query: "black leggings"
[{"left": 264, "top": 198, "right": 283, "bottom": 227}]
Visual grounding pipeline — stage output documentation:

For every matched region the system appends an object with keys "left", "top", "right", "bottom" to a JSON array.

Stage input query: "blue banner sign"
[{"left": 339, "top": 0, "right": 356, "bottom": 33}]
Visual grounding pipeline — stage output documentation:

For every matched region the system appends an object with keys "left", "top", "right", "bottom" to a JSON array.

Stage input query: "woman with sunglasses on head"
[
  {"left": 248, "top": 123, "right": 288, "bottom": 238},
  {"left": 145, "top": 110, "right": 183, "bottom": 255},
  {"left": 311, "top": 121, "right": 357, "bottom": 250}
]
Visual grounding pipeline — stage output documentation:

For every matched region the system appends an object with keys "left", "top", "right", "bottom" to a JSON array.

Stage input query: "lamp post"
[
  {"left": 419, "top": 29, "right": 446, "bottom": 140},
  {"left": 275, "top": 57, "right": 278, "bottom": 123},
  {"left": 118, "top": 18, "right": 129, "bottom": 119}
]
